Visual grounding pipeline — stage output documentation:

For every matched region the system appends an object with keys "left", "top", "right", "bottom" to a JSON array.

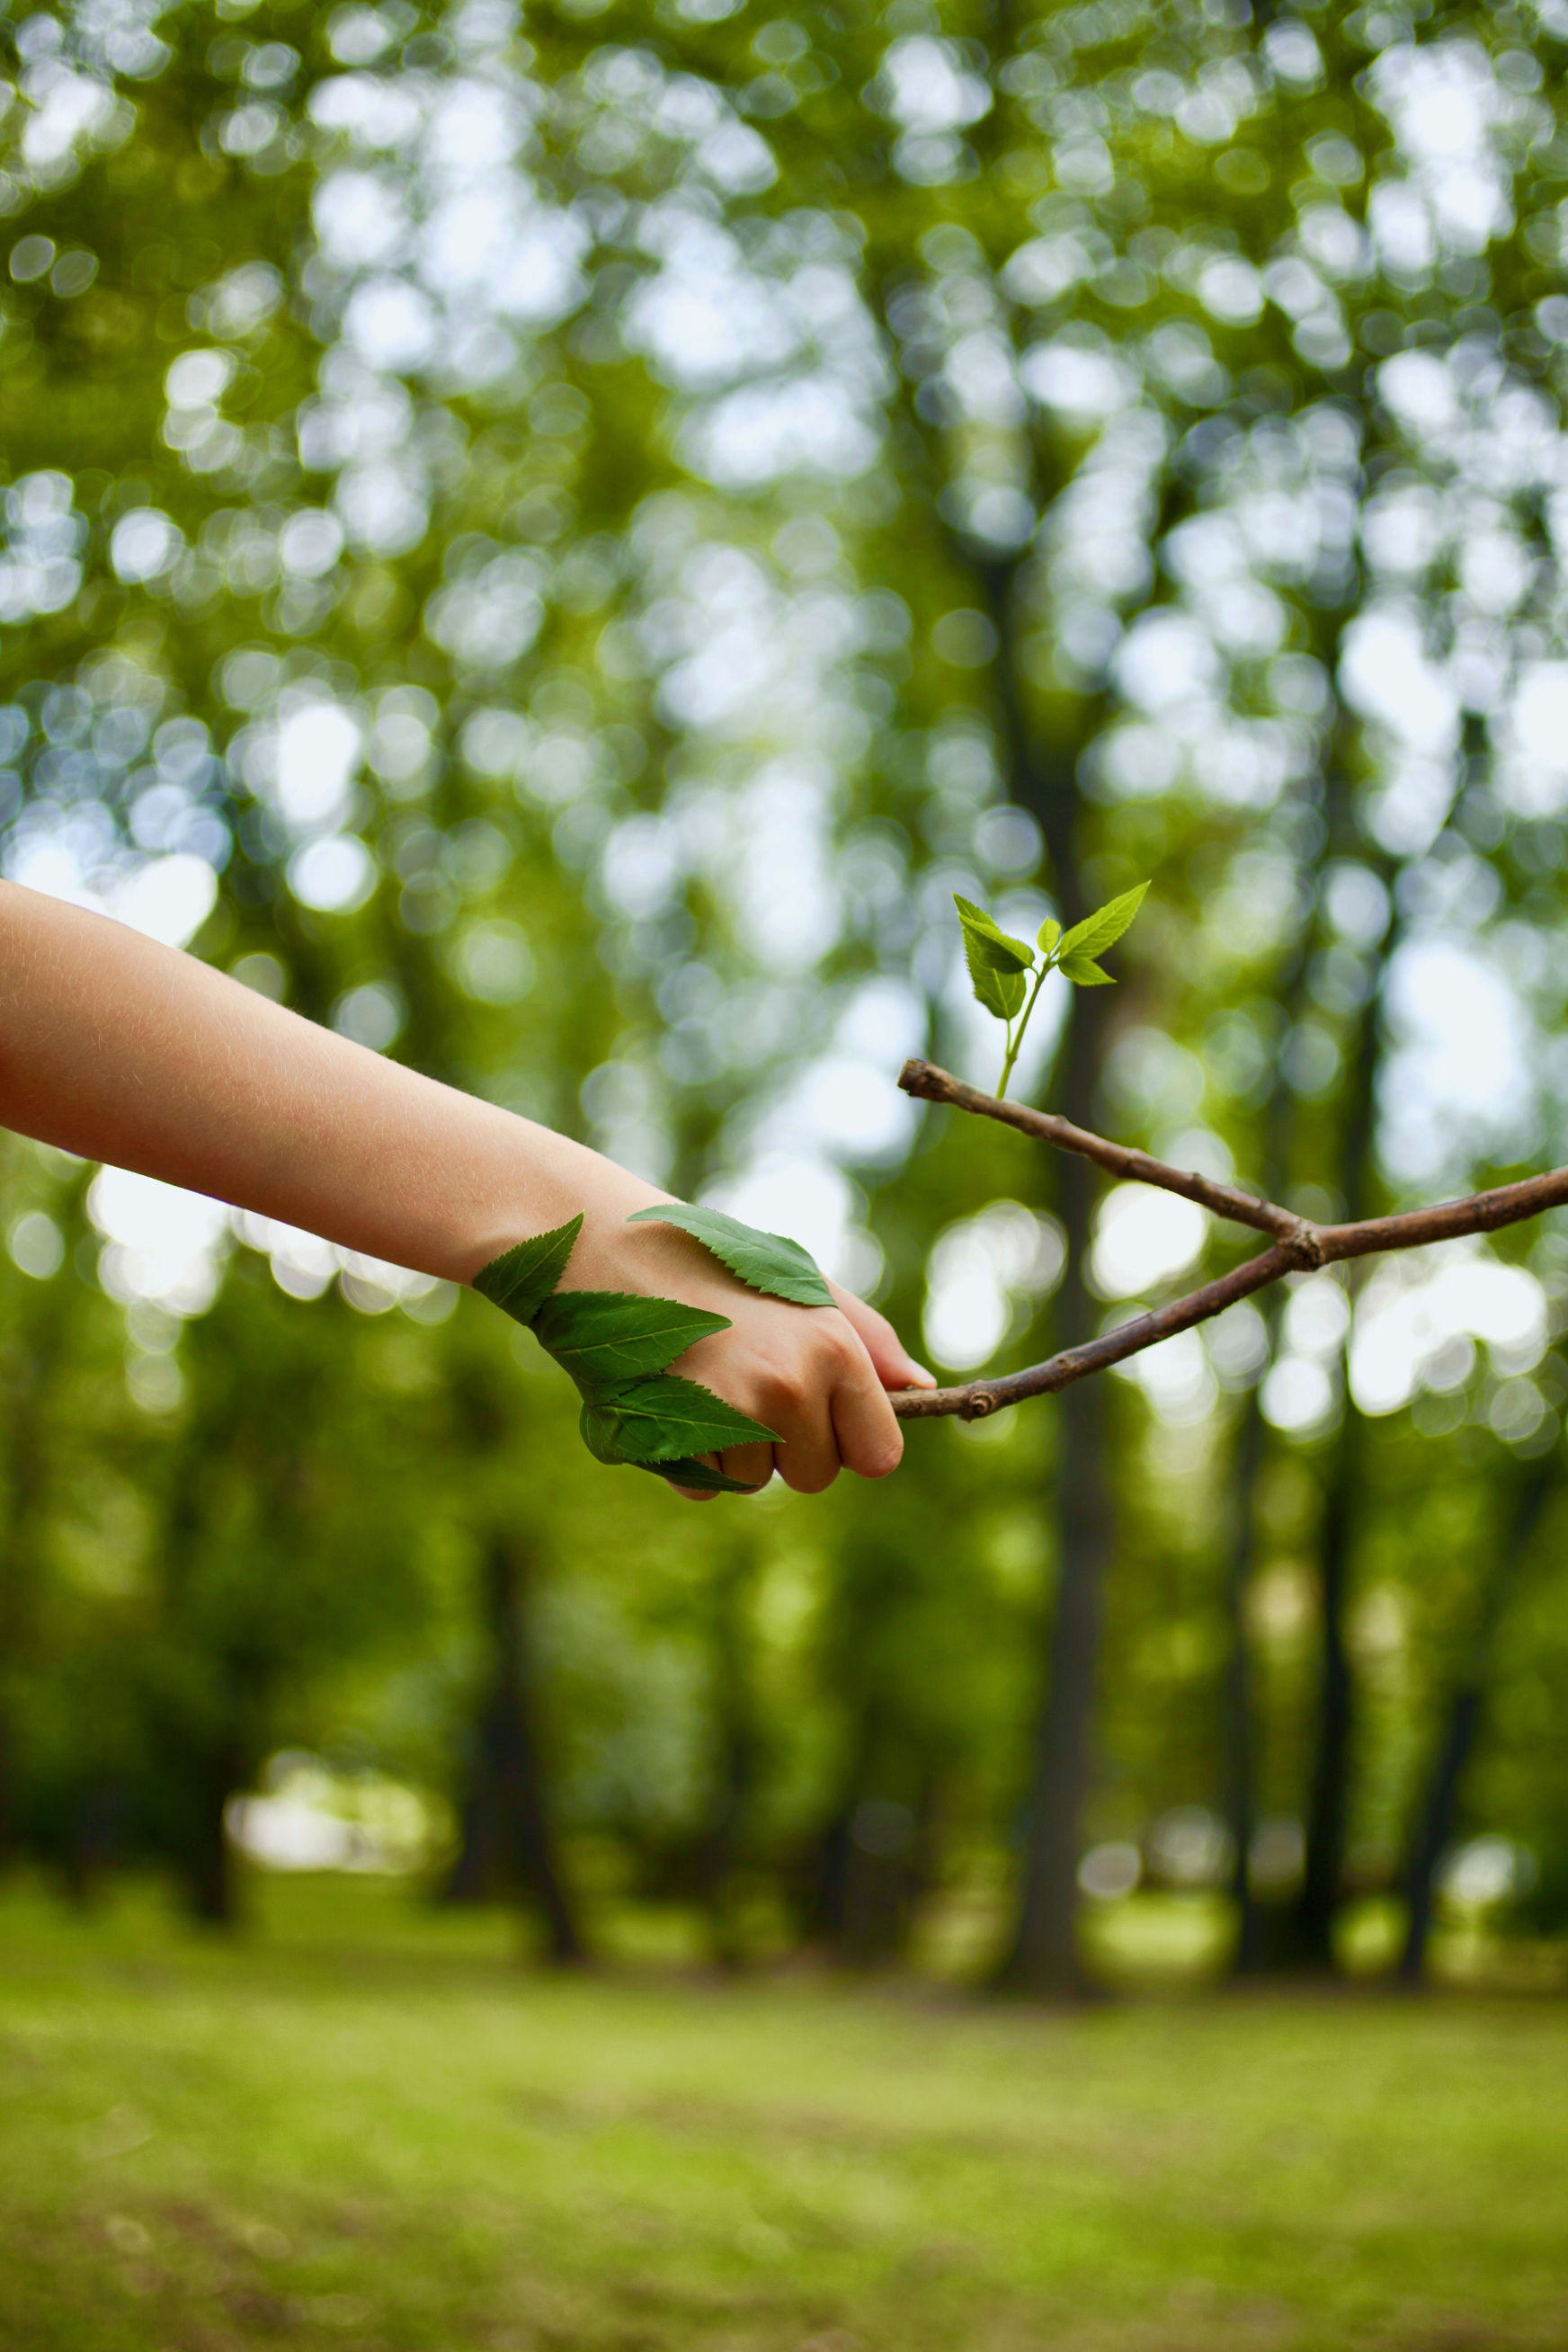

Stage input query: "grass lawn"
[{"left": 2, "top": 1874, "right": 1565, "bottom": 2352}]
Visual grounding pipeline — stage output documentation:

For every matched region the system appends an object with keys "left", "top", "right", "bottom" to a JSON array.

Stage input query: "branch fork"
[{"left": 886, "top": 1060, "right": 1568, "bottom": 1422}]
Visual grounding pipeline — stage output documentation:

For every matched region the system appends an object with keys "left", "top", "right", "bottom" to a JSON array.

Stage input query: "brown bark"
[
  {"left": 695, "top": 1549, "right": 759, "bottom": 1969},
  {"left": 444, "top": 1531, "right": 586, "bottom": 1966},
  {"left": 1221, "top": 1368, "right": 1270, "bottom": 1974},
  {"left": 1398, "top": 1466, "right": 1555, "bottom": 1984},
  {"left": 887, "top": 1062, "right": 1568, "bottom": 1422},
  {"left": 978, "top": 562, "right": 1115, "bottom": 1997}
]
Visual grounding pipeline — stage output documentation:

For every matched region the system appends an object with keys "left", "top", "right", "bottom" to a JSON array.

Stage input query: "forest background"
[{"left": 2, "top": 0, "right": 1568, "bottom": 2001}]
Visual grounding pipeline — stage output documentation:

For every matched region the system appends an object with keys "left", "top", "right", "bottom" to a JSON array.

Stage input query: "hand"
[
  {"left": 556, "top": 1182, "right": 934, "bottom": 1501},
  {"left": 0, "top": 885, "right": 934, "bottom": 1504}
]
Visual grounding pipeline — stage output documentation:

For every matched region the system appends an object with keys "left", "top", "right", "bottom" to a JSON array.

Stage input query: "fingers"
[
  {"left": 828, "top": 1285, "right": 935, "bottom": 1393},
  {"left": 826, "top": 1340, "right": 904, "bottom": 1483},
  {"left": 669, "top": 1301, "right": 916, "bottom": 1502},
  {"left": 768, "top": 1323, "right": 902, "bottom": 1495},
  {"left": 718, "top": 1440, "right": 775, "bottom": 1493},
  {"left": 670, "top": 1445, "right": 775, "bottom": 1501}
]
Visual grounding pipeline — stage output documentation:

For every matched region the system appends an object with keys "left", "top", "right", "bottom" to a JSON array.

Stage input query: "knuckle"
[{"left": 761, "top": 1370, "right": 810, "bottom": 1425}]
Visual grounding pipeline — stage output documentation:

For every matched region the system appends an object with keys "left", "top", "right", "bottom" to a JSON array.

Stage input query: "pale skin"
[{"left": 0, "top": 881, "right": 934, "bottom": 1497}]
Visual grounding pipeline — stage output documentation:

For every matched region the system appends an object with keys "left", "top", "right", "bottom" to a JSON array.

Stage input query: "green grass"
[{"left": 3, "top": 1875, "right": 1565, "bottom": 2351}]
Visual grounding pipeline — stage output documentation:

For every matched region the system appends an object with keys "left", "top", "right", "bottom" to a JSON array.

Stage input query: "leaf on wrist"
[
  {"left": 626, "top": 1204, "right": 833, "bottom": 1308},
  {"left": 534, "top": 1289, "right": 731, "bottom": 1385},
  {"left": 472, "top": 1215, "right": 583, "bottom": 1328}
]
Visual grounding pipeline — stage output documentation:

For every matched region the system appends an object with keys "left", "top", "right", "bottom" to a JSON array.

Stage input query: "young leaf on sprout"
[
  {"left": 952, "top": 882, "right": 1151, "bottom": 1097},
  {"left": 955, "top": 895, "right": 1034, "bottom": 979},
  {"left": 953, "top": 893, "right": 1037, "bottom": 1035},
  {"left": 1057, "top": 883, "right": 1149, "bottom": 967}
]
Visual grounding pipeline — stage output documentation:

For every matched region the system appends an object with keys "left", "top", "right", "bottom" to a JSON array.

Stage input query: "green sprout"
[{"left": 954, "top": 883, "right": 1150, "bottom": 1099}]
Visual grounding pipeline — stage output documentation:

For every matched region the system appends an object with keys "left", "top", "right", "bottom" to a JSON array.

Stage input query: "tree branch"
[
  {"left": 887, "top": 1060, "right": 1568, "bottom": 1421},
  {"left": 898, "top": 1058, "right": 1322, "bottom": 1256}
]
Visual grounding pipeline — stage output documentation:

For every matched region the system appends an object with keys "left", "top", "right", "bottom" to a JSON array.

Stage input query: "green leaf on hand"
[
  {"left": 1058, "top": 882, "right": 1149, "bottom": 967},
  {"left": 626, "top": 1204, "right": 833, "bottom": 1307},
  {"left": 580, "top": 1374, "right": 779, "bottom": 1466},
  {"left": 475, "top": 1217, "right": 781, "bottom": 1499},
  {"left": 472, "top": 1215, "right": 582, "bottom": 1328},
  {"left": 639, "top": 1456, "right": 768, "bottom": 1495},
  {"left": 534, "top": 1290, "right": 730, "bottom": 1385}
]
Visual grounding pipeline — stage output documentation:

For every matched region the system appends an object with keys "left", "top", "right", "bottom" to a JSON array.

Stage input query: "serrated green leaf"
[
  {"left": 969, "top": 957, "right": 1029, "bottom": 1022},
  {"left": 626, "top": 1204, "right": 833, "bottom": 1307},
  {"left": 477, "top": 1212, "right": 788, "bottom": 1497},
  {"left": 534, "top": 1289, "right": 730, "bottom": 1385},
  {"left": 953, "top": 894, "right": 1035, "bottom": 972},
  {"left": 581, "top": 1374, "right": 779, "bottom": 1466},
  {"left": 639, "top": 1457, "right": 768, "bottom": 1495},
  {"left": 1058, "top": 882, "right": 1149, "bottom": 966},
  {"left": 472, "top": 1215, "right": 583, "bottom": 1328},
  {"left": 1059, "top": 954, "right": 1115, "bottom": 986},
  {"left": 1038, "top": 916, "right": 1061, "bottom": 956}
]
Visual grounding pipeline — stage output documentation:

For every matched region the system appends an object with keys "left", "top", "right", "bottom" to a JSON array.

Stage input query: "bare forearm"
[{"left": 0, "top": 880, "right": 647, "bottom": 1282}]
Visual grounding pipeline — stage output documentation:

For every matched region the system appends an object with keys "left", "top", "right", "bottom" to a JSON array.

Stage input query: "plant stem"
[{"left": 996, "top": 961, "right": 1051, "bottom": 1099}]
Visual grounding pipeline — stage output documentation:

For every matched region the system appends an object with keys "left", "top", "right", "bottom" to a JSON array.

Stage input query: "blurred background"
[
  {"left": 5, "top": 0, "right": 1568, "bottom": 1990},
  {"left": 3, "top": 0, "right": 1568, "bottom": 2338}
]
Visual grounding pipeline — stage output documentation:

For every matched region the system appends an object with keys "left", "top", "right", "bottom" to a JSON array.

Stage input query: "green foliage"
[
  {"left": 470, "top": 1218, "right": 585, "bottom": 1327},
  {"left": 625, "top": 1205, "right": 836, "bottom": 1308},
  {"left": 474, "top": 1215, "right": 777, "bottom": 1494},
  {"left": 3, "top": 0, "right": 1568, "bottom": 1975},
  {"left": 533, "top": 1291, "right": 731, "bottom": 1386},
  {"left": 955, "top": 884, "right": 1149, "bottom": 1096}
]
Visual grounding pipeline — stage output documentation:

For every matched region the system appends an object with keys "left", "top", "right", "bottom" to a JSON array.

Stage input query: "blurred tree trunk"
[
  {"left": 58, "top": 1783, "right": 124, "bottom": 1911},
  {"left": 1399, "top": 1466, "right": 1554, "bottom": 1985},
  {"left": 445, "top": 1531, "right": 585, "bottom": 1966},
  {"left": 812, "top": 1798, "right": 937, "bottom": 1971},
  {"left": 1219, "top": 959, "right": 1309, "bottom": 1977},
  {"left": 1294, "top": 1410, "right": 1362, "bottom": 1967},
  {"left": 183, "top": 1726, "right": 247, "bottom": 1925},
  {"left": 984, "top": 560, "right": 1116, "bottom": 1999},
  {"left": 0, "top": 1298, "right": 65, "bottom": 1866},
  {"left": 694, "top": 1549, "right": 759, "bottom": 1970},
  {"left": 1221, "top": 1375, "right": 1270, "bottom": 1973},
  {"left": 1288, "top": 884, "right": 1389, "bottom": 1972}
]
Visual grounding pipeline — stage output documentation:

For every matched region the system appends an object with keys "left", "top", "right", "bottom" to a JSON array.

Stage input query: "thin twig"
[
  {"left": 898, "top": 1059, "right": 1322, "bottom": 1258},
  {"left": 888, "top": 1060, "right": 1568, "bottom": 1422}
]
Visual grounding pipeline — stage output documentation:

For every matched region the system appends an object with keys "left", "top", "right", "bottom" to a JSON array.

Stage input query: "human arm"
[{"left": 0, "top": 880, "right": 931, "bottom": 1493}]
